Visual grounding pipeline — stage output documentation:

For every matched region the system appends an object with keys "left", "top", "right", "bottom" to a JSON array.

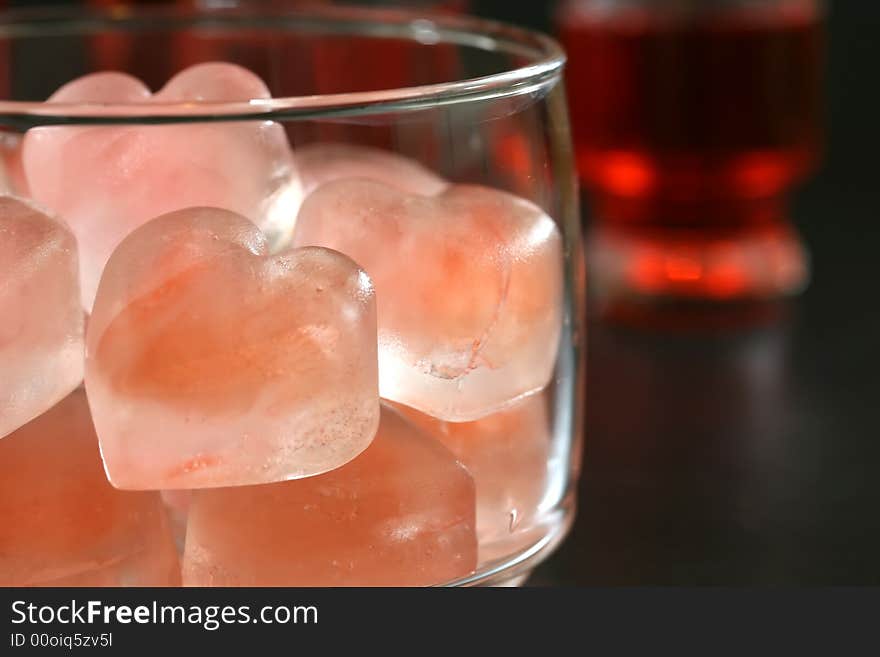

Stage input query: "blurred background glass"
[{"left": 556, "top": 0, "right": 824, "bottom": 319}]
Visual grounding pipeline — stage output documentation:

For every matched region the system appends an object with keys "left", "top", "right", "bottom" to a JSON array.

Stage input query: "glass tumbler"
[
  {"left": 0, "top": 5, "right": 584, "bottom": 587},
  {"left": 557, "top": 0, "right": 824, "bottom": 317}
]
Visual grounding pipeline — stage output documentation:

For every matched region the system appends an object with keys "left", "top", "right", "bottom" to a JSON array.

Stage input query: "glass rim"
[{"left": 0, "top": 4, "right": 566, "bottom": 126}]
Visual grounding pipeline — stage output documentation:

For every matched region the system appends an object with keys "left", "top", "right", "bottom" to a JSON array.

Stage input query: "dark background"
[{"left": 11, "top": 0, "right": 879, "bottom": 586}]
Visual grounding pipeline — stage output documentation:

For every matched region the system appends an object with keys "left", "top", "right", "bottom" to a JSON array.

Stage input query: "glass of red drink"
[{"left": 557, "top": 0, "right": 824, "bottom": 316}]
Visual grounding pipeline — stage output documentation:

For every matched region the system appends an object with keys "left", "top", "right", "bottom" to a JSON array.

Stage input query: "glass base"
[
  {"left": 491, "top": 573, "right": 532, "bottom": 587},
  {"left": 587, "top": 220, "right": 809, "bottom": 325},
  {"left": 445, "top": 494, "right": 576, "bottom": 587}
]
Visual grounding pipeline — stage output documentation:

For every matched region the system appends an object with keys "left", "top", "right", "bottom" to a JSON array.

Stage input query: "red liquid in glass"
[{"left": 558, "top": 1, "right": 823, "bottom": 229}]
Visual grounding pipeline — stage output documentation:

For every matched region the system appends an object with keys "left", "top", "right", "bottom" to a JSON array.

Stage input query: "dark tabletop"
[{"left": 527, "top": 1, "right": 880, "bottom": 586}]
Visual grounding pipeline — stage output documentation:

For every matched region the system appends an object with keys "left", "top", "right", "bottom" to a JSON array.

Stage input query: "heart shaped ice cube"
[
  {"left": 85, "top": 207, "right": 379, "bottom": 490},
  {"left": 22, "top": 63, "right": 300, "bottom": 310},
  {"left": 294, "top": 180, "right": 563, "bottom": 421}
]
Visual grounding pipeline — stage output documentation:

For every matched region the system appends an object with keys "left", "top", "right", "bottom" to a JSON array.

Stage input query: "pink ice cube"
[
  {"left": 22, "top": 63, "right": 300, "bottom": 309},
  {"left": 294, "top": 180, "right": 563, "bottom": 421},
  {"left": 295, "top": 143, "right": 447, "bottom": 199},
  {"left": 0, "top": 390, "right": 180, "bottom": 586},
  {"left": 182, "top": 405, "right": 477, "bottom": 586},
  {"left": 393, "top": 394, "right": 551, "bottom": 561},
  {"left": 85, "top": 207, "right": 379, "bottom": 490},
  {"left": 0, "top": 197, "right": 83, "bottom": 439}
]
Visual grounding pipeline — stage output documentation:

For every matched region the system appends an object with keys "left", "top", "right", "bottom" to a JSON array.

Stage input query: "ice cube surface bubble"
[
  {"left": 86, "top": 206, "right": 380, "bottom": 490},
  {"left": 0, "top": 197, "right": 83, "bottom": 439},
  {"left": 0, "top": 390, "right": 180, "bottom": 586},
  {"left": 294, "top": 179, "right": 564, "bottom": 421},
  {"left": 182, "top": 405, "right": 477, "bottom": 586},
  {"left": 22, "top": 63, "right": 300, "bottom": 310}
]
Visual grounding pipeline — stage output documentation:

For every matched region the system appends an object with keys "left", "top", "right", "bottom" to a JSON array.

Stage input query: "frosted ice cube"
[
  {"left": 393, "top": 394, "right": 551, "bottom": 561},
  {"left": 294, "top": 180, "right": 563, "bottom": 421},
  {"left": 85, "top": 207, "right": 379, "bottom": 490},
  {"left": 0, "top": 390, "right": 180, "bottom": 586},
  {"left": 182, "top": 405, "right": 476, "bottom": 586},
  {"left": 22, "top": 63, "right": 300, "bottom": 309},
  {"left": 0, "top": 197, "right": 83, "bottom": 439}
]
